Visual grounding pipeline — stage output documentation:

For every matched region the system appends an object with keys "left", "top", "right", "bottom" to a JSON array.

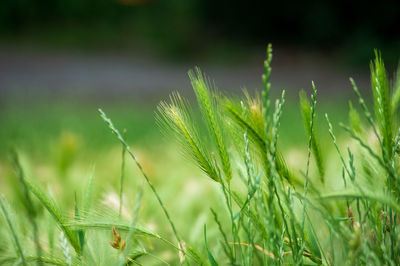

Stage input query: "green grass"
[{"left": 1, "top": 46, "right": 400, "bottom": 265}]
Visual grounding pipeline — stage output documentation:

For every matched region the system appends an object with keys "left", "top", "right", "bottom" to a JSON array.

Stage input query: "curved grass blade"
[
  {"left": 11, "top": 151, "right": 43, "bottom": 264},
  {"left": 0, "top": 195, "right": 26, "bottom": 265},
  {"left": 74, "top": 193, "right": 84, "bottom": 255},
  {"left": 0, "top": 255, "right": 78, "bottom": 266},
  {"left": 99, "top": 108, "right": 182, "bottom": 247},
  {"left": 300, "top": 89, "right": 325, "bottom": 182},
  {"left": 82, "top": 167, "right": 95, "bottom": 216},
  {"left": 204, "top": 225, "right": 218, "bottom": 266},
  {"left": 318, "top": 191, "right": 400, "bottom": 213},
  {"left": 65, "top": 221, "right": 161, "bottom": 239},
  {"left": 24, "top": 179, "right": 81, "bottom": 254}
]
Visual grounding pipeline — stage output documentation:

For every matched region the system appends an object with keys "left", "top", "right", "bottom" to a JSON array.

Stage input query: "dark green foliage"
[{"left": 159, "top": 46, "right": 400, "bottom": 264}]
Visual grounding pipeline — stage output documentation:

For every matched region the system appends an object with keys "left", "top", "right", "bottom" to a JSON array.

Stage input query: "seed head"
[{"left": 109, "top": 226, "right": 126, "bottom": 251}]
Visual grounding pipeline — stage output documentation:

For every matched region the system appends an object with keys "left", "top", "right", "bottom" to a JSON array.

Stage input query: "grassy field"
[{"left": 1, "top": 47, "right": 399, "bottom": 265}]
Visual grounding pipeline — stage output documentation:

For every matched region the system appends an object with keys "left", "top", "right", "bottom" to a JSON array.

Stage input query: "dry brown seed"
[
  {"left": 347, "top": 207, "right": 354, "bottom": 228},
  {"left": 380, "top": 210, "right": 385, "bottom": 219},
  {"left": 110, "top": 241, "right": 119, "bottom": 249},
  {"left": 120, "top": 240, "right": 126, "bottom": 251},
  {"left": 110, "top": 226, "right": 125, "bottom": 251}
]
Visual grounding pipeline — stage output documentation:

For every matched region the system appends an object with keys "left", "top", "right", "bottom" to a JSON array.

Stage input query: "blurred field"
[{"left": 0, "top": 90, "right": 349, "bottom": 219}]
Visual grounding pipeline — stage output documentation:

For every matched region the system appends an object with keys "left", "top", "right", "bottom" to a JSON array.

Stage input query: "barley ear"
[
  {"left": 371, "top": 50, "right": 393, "bottom": 157},
  {"left": 189, "top": 68, "right": 231, "bottom": 183},
  {"left": 262, "top": 43, "right": 273, "bottom": 119},
  {"left": 157, "top": 94, "right": 220, "bottom": 182}
]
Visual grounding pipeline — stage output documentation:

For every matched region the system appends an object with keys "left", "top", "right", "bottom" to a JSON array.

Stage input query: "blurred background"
[{"left": 0, "top": 1, "right": 399, "bottom": 261}]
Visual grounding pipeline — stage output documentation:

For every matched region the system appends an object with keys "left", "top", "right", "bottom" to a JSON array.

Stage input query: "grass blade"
[
  {"left": 65, "top": 221, "right": 161, "bottom": 239},
  {"left": 300, "top": 89, "right": 325, "bottom": 182},
  {"left": 99, "top": 108, "right": 182, "bottom": 247},
  {"left": 204, "top": 225, "right": 218, "bottom": 266},
  {"left": 12, "top": 151, "right": 43, "bottom": 264},
  {"left": 24, "top": 178, "right": 81, "bottom": 254},
  {"left": 0, "top": 195, "right": 26, "bottom": 265}
]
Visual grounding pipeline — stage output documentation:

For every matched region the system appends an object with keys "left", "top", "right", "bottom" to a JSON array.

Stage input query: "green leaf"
[
  {"left": 348, "top": 101, "right": 361, "bottom": 134},
  {"left": 0, "top": 195, "right": 26, "bottom": 265},
  {"left": 307, "top": 222, "right": 322, "bottom": 264},
  {"left": 24, "top": 179, "right": 81, "bottom": 255},
  {"left": 204, "top": 225, "right": 218, "bottom": 266},
  {"left": 74, "top": 193, "right": 85, "bottom": 254}
]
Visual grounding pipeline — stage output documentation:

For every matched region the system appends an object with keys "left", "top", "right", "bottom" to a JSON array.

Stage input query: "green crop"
[{"left": 1, "top": 46, "right": 400, "bottom": 265}]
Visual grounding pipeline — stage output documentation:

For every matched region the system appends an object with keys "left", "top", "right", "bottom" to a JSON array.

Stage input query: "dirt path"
[{"left": 0, "top": 46, "right": 370, "bottom": 102}]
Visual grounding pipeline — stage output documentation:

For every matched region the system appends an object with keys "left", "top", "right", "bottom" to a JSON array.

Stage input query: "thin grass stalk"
[
  {"left": 325, "top": 114, "right": 353, "bottom": 179},
  {"left": 0, "top": 256, "right": 75, "bottom": 266},
  {"left": 11, "top": 151, "right": 43, "bottom": 265},
  {"left": 210, "top": 208, "right": 234, "bottom": 263},
  {"left": 299, "top": 82, "right": 317, "bottom": 263},
  {"left": 121, "top": 187, "right": 143, "bottom": 266},
  {"left": 325, "top": 115, "right": 372, "bottom": 228},
  {"left": 146, "top": 252, "right": 172, "bottom": 266},
  {"left": 266, "top": 92, "right": 298, "bottom": 262},
  {"left": 119, "top": 129, "right": 127, "bottom": 217},
  {"left": 59, "top": 232, "right": 71, "bottom": 266},
  {"left": 204, "top": 225, "right": 218, "bottom": 266},
  {"left": 23, "top": 178, "right": 81, "bottom": 254},
  {"left": 305, "top": 213, "right": 327, "bottom": 264},
  {"left": 98, "top": 109, "right": 188, "bottom": 261},
  {"left": 82, "top": 166, "right": 95, "bottom": 216},
  {"left": 243, "top": 130, "right": 254, "bottom": 266},
  {"left": 300, "top": 89, "right": 325, "bottom": 182},
  {"left": 73, "top": 193, "right": 84, "bottom": 255},
  {"left": 340, "top": 123, "right": 400, "bottom": 189},
  {"left": 269, "top": 94, "right": 302, "bottom": 263},
  {"left": 0, "top": 195, "right": 26, "bottom": 265},
  {"left": 65, "top": 222, "right": 159, "bottom": 238},
  {"left": 350, "top": 78, "right": 383, "bottom": 148},
  {"left": 217, "top": 171, "right": 238, "bottom": 261}
]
